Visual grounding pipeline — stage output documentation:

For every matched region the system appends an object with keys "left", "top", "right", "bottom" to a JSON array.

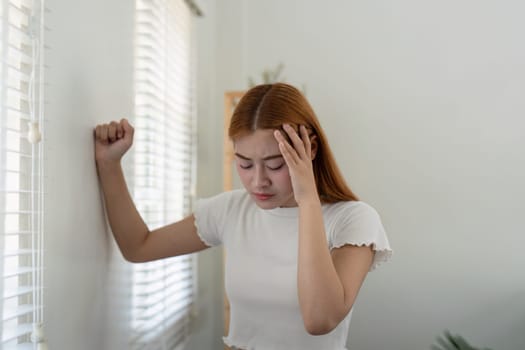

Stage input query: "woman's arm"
[
  {"left": 95, "top": 119, "right": 208, "bottom": 262},
  {"left": 275, "top": 124, "right": 374, "bottom": 335},
  {"left": 297, "top": 200, "right": 373, "bottom": 335}
]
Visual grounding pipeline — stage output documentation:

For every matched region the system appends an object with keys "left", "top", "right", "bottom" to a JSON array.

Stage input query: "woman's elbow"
[
  {"left": 303, "top": 317, "right": 340, "bottom": 336},
  {"left": 121, "top": 248, "right": 146, "bottom": 263},
  {"left": 122, "top": 252, "right": 140, "bottom": 263},
  {"left": 302, "top": 305, "right": 353, "bottom": 336}
]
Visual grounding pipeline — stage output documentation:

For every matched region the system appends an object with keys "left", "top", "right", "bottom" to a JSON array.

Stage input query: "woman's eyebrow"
[{"left": 234, "top": 153, "right": 283, "bottom": 161}]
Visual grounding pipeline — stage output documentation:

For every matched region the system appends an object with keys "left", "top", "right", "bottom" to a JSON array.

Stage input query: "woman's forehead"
[
  {"left": 233, "top": 129, "right": 280, "bottom": 158},
  {"left": 233, "top": 129, "right": 276, "bottom": 144}
]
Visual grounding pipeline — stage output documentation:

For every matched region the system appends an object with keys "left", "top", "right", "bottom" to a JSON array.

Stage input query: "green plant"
[
  {"left": 247, "top": 63, "right": 307, "bottom": 95},
  {"left": 248, "top": 62, "right": 285, "bottom": 87},
  {"left": 431, "top": 330, "right": 493, "bottom": 350}
]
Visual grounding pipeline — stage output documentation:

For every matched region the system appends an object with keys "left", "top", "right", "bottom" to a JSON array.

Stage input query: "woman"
[{"left": 94, "top": 82, "right": 392, "bottom": 350}]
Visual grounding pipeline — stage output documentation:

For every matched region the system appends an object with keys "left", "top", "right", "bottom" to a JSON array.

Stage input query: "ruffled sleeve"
[
  {"left": 193, "top": 191, "right": 236, "bottom": 247},
  {"left": 328, "top": 201, "right": 392, "bottom": 271}
]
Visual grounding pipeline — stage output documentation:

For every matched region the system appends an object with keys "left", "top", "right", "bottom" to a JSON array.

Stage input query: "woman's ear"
[{"left": 310, "top": 135, "right": 318, "bottom": 160}]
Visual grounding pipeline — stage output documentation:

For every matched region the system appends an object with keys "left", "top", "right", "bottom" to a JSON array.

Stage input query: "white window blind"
[
  {"left": 131, "top": 0, "right": 196, "bottom": 349},
  {"left": 0, "top": 0, "right": 46, "bottom": 348}
]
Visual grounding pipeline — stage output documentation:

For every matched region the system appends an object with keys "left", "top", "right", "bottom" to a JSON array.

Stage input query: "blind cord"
[{"left": 27, "top": 0, "right": 46, "bottom": 348}]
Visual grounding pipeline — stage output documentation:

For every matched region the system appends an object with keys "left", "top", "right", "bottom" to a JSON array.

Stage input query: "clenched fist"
[{"left": 94, "top": 118, "right": 134, "bottom": 164}]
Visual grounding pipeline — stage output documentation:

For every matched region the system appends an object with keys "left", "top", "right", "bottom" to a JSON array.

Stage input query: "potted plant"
[{"left": 431, "top": 330, "right": 493, "bottom": 350}]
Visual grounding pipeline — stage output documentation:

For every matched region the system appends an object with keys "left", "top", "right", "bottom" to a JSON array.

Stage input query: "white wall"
[
  {"left": 45, "top": 0, "right": 134, "bottom": 350},
  {"left": 205, "top": 0, "right": 525, "bottom": 349},
  {"left": 45, "top": 0, "right": 135, "bottom": 348},
  {"left": 43, "top": 0, "right": 226, "bottom": 349}
]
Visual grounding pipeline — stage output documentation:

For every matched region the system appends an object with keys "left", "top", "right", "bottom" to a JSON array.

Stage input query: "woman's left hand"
[{"left": 274, "top": 124, "right": 319, "bottom": 205}]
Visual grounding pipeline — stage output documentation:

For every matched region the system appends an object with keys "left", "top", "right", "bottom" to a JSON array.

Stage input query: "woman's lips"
[{"left": 253, "top": 193, "right": 273, "bottom": 201}]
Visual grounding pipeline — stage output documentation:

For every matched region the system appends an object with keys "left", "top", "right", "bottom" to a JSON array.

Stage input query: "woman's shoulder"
[
  {"left": 197, "top": 189, "right": 251, "bottom": 210},
  {"left": 214, "top": 188, "right": 249, "bottom": 202},
  {"left": 323, "top": 200, "right": 380, "bottom": 220}
]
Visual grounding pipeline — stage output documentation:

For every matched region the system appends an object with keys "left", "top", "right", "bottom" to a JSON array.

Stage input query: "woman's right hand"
[{"left": 94, "top": 118, "right": 134, "bottom": 164}]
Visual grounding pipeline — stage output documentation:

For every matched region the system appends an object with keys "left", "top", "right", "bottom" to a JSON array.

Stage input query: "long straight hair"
[{"left": 229, "top": 83, "right": 359, "bottom": 203}]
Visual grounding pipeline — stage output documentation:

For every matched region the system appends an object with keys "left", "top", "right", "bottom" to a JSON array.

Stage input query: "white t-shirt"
[{"left": 194, "top": 189, "right": 392, "bottom": 350}]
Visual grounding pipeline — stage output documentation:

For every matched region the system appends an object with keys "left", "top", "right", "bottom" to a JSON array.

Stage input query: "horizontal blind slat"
[
  {"left": 2, "top": 304, "right": 38, "bottom": 322},
  {"left": 133, "top": 305, "right": 191, "bottom": 335},
  {"left": 131, "top": 308, "right": 189, "bottom": 337},
  {"left": 3, "top": 266, "right": 38, "bottom": 278},
  {"left": 133, "top": 265, "right": 191, "bottom": 279},
  {"left": 1, "top": 230, "right": 32, "bottom": 236},
  {"left": 2, "top": 323, "right": 33, "bottom": 343},
  {"left": 5, "top": 43, "right": 33, "bottom": 62},
  {"left": 133, "top": 276, "right": 193, "bottom": 298},
  {"left": 3, "top": 286, "right": 38, "bottom": 300},
  {"left": 131, "top": 315, "right": 189, "bottom": 346},
  {"left": 3, "top": 248, "right": 38, "bottom": 257}
]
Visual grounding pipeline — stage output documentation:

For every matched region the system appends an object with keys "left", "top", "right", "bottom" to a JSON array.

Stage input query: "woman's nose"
[{"left": 253, "top": 167, "right": 270, "bottom": 187}]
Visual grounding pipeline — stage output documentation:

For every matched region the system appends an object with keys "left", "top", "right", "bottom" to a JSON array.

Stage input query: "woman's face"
[{"left": 233, "top": 129, "right": 297, "bottom": 209}]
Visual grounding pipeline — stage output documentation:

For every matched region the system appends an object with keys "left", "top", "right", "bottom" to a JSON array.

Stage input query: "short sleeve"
[
  {"left": 328, "top": 201, "right": 392, "bottom": 271},
  {"left": 193, "top": 191, "right": 235, "bottom": 247}
]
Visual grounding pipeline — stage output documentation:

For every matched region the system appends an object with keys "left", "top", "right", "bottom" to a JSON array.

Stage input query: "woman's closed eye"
[
  {"left": 267, "top": 163, "right": 284, "bottom": 171},
  {"left": 239, "top": 163, "right": 252, "bottom": 169},
  {"left": 238, "top": 162, "right": 284, "bottom": 171}
]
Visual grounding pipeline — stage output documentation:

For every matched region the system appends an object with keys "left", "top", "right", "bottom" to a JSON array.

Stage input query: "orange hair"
[{"left": 228, "top": 83, "right": 359, "bottom": 203}]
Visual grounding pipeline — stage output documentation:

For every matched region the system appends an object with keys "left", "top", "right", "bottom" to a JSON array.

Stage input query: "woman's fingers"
[
  {"left": 94, "top": 119, "right": 132, "bottom": 143},
  {"left": 100, "top": 124, "right": 109, "bottom": 142},
  {"left": 108, "top": 122, "right": 118, "bottom": 142},
  {"left": 94, "top": 124, "right": 105, "bottom": 140},
  {"left": 300, "top": 125, "right": 311, "bottom": 159},
  {"left": 116, "top": 122, "right": 123, "bottom": 139},
  {"left": 121, "top": 118, "right": 134, "bottom": 140},
  {"left": 274, "top": 129, "right": 298, "bottom": 165},
  {"left": 282, "top": 124, "right": 308, "bottom": 159},
  {"left": 94, "top": 125, "right": 100, "bottom": 139},
  {"left": 278, "top": 124, "right": 313, "bottom": 161}
]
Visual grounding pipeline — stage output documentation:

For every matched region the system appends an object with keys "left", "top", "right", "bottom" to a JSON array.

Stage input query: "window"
[
  {"left": 130, "top": 0, "right": 197, "bottom": 348},
  {"left": 0, "top": 0, "right": 46, "bottom": 347}
]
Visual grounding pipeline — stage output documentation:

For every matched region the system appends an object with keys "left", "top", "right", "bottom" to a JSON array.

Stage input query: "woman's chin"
[
  {"left": 252, "top": 197, "right": 278, "bottom": 210},
  {"left": 251, "top": 194, "right": 297, "bottom": 209}
]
